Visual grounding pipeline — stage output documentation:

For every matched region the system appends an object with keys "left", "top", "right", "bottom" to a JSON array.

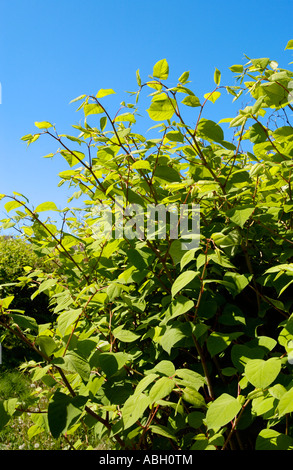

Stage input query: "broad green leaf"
[
  {"left": 231, "top": 344, "right": 266, "bottom": 373},
  {"left": 112, "top": 326, "right": 140, "bottom": 343},
  {"left": 84, "top": 103, "right": 104, "bottom": 116},
  {"left": 11, "top": 313, "right": 38, "bottom": 332},
  {"left": 180, "top": 248, "right": 199, "bottom": 270},
  {"left": 166, "top": 130, "right": 184, "bottom": 143},
  {"left": 175, "top": 369, "right": 206, "bottom": 390},
  {"left": 48, "top": 392, "right": 87, "bottom": 438},
  {"left": 131, "top": 160, "right": 151, "bottom": 171},
  {"left": 227, "top": 205, "right": 254, "bottom": 228},
  {"left": 35, "top": 201, "right": 59, "bottom": 212},
  {"left": 96, "top": 89, "right": 115, "bottom": 98},
  {"left": 256, "top": 429, "right": 293, "bottom": 450},
  {"left": 204, "top": 91, "right": 221, "bottom": 103},
  {"left": 153, "top": 59, "right": 169, "bottom": 80},
  {"left": 171, "top": 270, "right": 198, "bottom": 297},
  {"left": 196, "top": 118, "right": 224, "bottom": 143},
  {"left": 245, "top": 358, "right": 281, "bottom": 389},
  {"left": 0, "top": 399, "right": 17, "bottom": 431},
  {"left": 181, "top": 95, "right": 201, "bottom": 107},
  {"left": 147, "top": 93, "right": 176, "bottom": 121},
  {"left": 223, "top": 272, "right": 251, "bottom": 296},
  {"left": 207, "top": 331, "right": 243, "bottom": 357},
  {"left": 0, "top": 295, "right": 14, "bottom": 309},
  {"left": 4, "top": 200, "right": 23, "bottom": 212},
  {"left": 160, "top": 326, "right": 186, "bottom": 354},
  {"left": 182, "top": 388, "right": 206, "bottom": 408},
  {"left": 57, "top": 308, "right": 82, "bottom": 336},
  {"left": 34, "top": 121, "right": 53, "bottom": 129},
  {"left": 153, "top": 165, "right": 181, "bottom": 182},
  {"left": 96, "top": 352, "right": 130, "bottom": 377},
  {"left": 187, "top": 411, "right": 205, "bottom": 429},
  {"left": 63, "top": 351, "right": 91, "bottom": 381},
  {"left": 121, "top": 393, "right": 150, "bottom": 430},
  {"left": 149, "top": 425, "right": 176, "bottom": 441},
  {"left": 36, "top": 335, "right": 57, "bottom": 357},
  {"left": 114, "top": 113, "right": 136, "bottom": 123},
  {"left": 206, "top": 393, "right": 242, "bottom": 430},
  {"left": 277, "top": 387, "right": 293, "bottom": 417},
  {"left": 146, "top": 360, "right": 176, "bottom": 377},
  {"left": 134, "top": 374, "right": 158, "bottom": 396},
  {"left": 149, "top": 377, "right": 175, "bottom": 404},
  {"left": 162, "top": 295, "right": 194, "bottom": 323}
]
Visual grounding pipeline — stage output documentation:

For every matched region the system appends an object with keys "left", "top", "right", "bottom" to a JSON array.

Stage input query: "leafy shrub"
[
  {"left": 0, "top": 41, "right": 293, "bottom": 450},
  {"left": 0, "top": 235, "right": 52, "bottom": 368}
]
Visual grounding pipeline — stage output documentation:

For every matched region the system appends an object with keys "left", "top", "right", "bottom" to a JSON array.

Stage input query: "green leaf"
[
  {"left": 204, "top": 91, "right": 221, "bottom": 103},
  {"left": 35, "top": 201, "right": 59, "bottom": 212},
  {"left": 121, "top": 393, "right": 150, "bottom": 430},
  {"left": 214, "top": 68, "right": 221, "bottom": 86},
  {"left": 96, "top": 89, "right": 115, "bottom": 98},
  {"left": 285, "top": 39, "right": 293, "bottom": 50},
  {"left": 147, "top": 93, "right": 176, "bottom": 121},
  {"left": 175, "top": 369, "right": 206, "bottom": 390},
  {"left": 114, "top": 113, "right": 136, "bottom": 123},
  {"left": 162, "top": 295, "right": 194, "bottom": 323},
  {"left": 11, "top": 314, "right": 38, "bottom": 332},
  {"left": 153, "top": 165, "right": 181, "bottom": 182},
  {"left": 146, "top": 360, "right": 176, "bottom": 377},
  {"left": 160, "top": 326, "right": 186, "bottom": 354},
  {"left": 178, "top": 71, "right": 190, "bottom": 84},
  {"left": 256, "top": 429, "right": 293, "bottom": 450},
  {"left": 207, "top": 331, "right": 243, "bottom": 357},
  {"left": 4, "top": 200, "right": 23, "bottom": 213},
  {"left": 277, "top": 387, "right": 293, "bottom": 417},
  {"left": 229, "top": 64, "right": 243, "bottom": 73},
  {"left": 134, "top": 374, "right": 158, "bottom": 396},
  {"left": 206, "top": 393, "right": 242, "bottom": 430},
  {"left": 171, "top": 270, "right": 198, "bottom": 297},
  {"left": 153, "top": 59, "right": 169, "bottom": 80},
  {"left": 34, "top": 121, "right": 53, "bottom": 129},
  {"left": 149, "top": 377, "right": 175, "bottom": 404},
  {"left": 181, "top": 95, "right": 201, "bottom": 107},
  {"left": 136, "top": 69, "right": 141, "bottom": 87},
  {"left": 166, "top": 130, "right": 184, "bottom": 143},
  {"left": 149, "top": 425, "right": 176, "bottom": 441},
  {"left": 182, "top": 388, "right": 206, "bottom": 408},
  {"left": 57, "top": 308, "right": 82, "bottom": 336},
  {"left": 97, "top": 352, "right": 130, "bottom": 377},
  {"left": 112, "top": 326, "right": 141, "bottom": 343},
  {"left": 227, "top": 205, "right": 254, "bottom": 228},
  {"left": 48, "top": 392, "right": 87, "bottom": 438},
  {"left": 131, "top": 160, "right": 151, "bottom": 171},
  {"left": 36, "top": 335, "right": 57, "bottom": 357},
  {"left": 63, "top": 351, "right": 91, "bottom": 381},
  {"left": 84, "top": 103, "right": 104, "bottom": 116},
  {"left": 245, "top": 358, "right": 281, "bottom": 389},
  {"left": 0, "top": 399, "right": 17, "bottom": 431},
  {"left": 197, "top": 118, "right": 224, "bottom": 143}
]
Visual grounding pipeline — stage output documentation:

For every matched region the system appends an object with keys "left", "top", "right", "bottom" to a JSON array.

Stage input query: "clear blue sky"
[{"left": 0, "top": 0, "right": 292, "bottom": 229}]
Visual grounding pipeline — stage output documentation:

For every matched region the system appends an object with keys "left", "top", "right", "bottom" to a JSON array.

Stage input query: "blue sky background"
[{"left": 0, "top": 0, "right": 292, "bottom": 231}]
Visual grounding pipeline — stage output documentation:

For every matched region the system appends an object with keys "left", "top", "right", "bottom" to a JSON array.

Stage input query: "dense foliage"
[
  {"left": 0, "top": 41, "right": 293, "bottom": 450},
  {"left": 0, "top": 236, "right": 52, "bottom": 368}
]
